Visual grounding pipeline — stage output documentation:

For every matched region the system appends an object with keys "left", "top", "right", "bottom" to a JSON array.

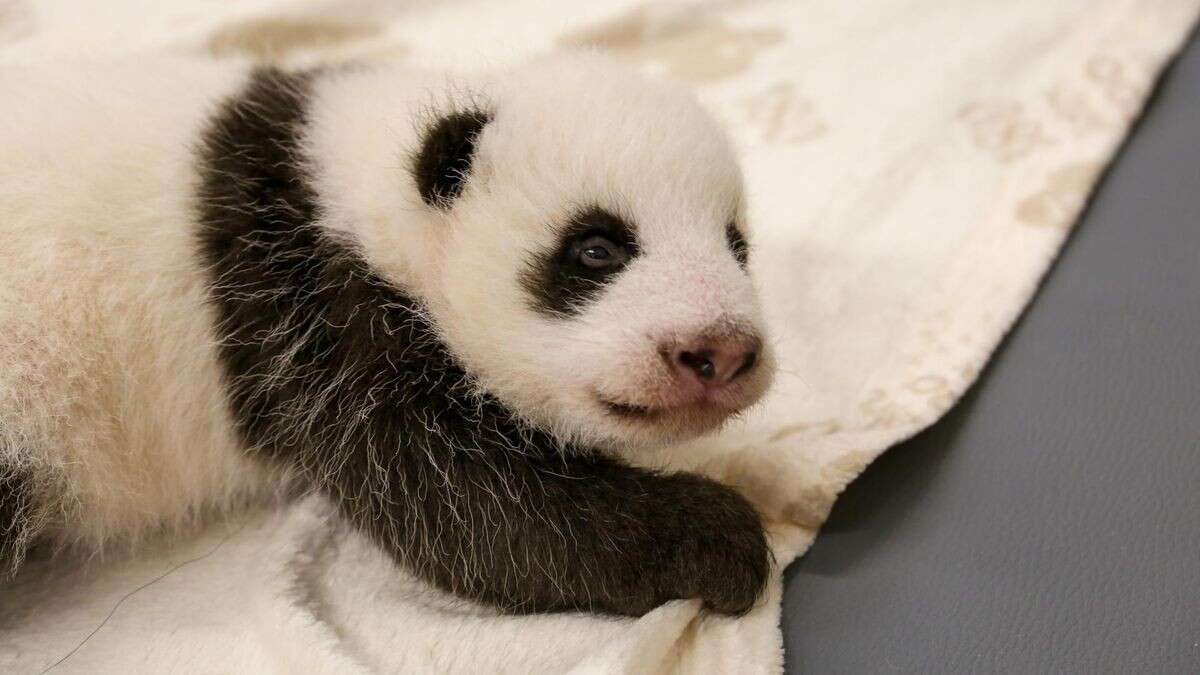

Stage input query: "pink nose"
[{"left": 670, "top": 332, "right": 762, "bottom": 388}]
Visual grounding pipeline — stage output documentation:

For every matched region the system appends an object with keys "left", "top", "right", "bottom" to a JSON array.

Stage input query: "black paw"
[{"left": 660, "top": 474, "right": 772, "bottom": 615}]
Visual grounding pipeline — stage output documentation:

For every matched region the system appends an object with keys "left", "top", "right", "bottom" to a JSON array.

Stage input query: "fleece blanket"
[{"left": 2, "top": 1, "right": 1197, "bottom": 672}]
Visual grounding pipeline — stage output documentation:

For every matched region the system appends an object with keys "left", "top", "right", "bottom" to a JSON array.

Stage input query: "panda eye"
[
  {"left": 576, "top": 235, "right": 624, "bottom": 270},
  {"left": 521, "top": 206, "right": 640, "bottom": 318},
  {"left": 726, "top": 222, "right": 749, "bottom": 269}
]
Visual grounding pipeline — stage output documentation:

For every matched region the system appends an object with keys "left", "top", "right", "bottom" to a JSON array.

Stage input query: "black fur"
[
  {"left": 412, "top": 108, "right": 492, "bottom": 207},
  {"left": 0, "top": 462, "right": 35, "bottom": 572},
  {"left": 520, "top": 206, "right": 640, "bottom": 318},
  {"left": 726, "top": 222, "right": 750, "bottom": 269},
  {"left": 194, "top": 67, "right": 769, "bottom": 616}
]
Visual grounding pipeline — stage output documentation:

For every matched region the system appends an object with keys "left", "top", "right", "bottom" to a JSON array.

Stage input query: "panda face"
[{"left": 410, "top": 56, "right": 775, "bottom": 449}]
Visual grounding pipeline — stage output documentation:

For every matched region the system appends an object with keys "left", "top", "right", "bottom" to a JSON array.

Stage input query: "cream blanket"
[{"left": 3, "top": 1, "right": 1197, "bottom": 672}]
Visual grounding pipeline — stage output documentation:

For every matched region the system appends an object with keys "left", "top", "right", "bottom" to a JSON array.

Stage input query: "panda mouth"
[
  {"left": 596, "top": 394, "right": 727, "bottom": 421},
  {"left": 598, "top": 397, "right": 660, "bottom": 419}
]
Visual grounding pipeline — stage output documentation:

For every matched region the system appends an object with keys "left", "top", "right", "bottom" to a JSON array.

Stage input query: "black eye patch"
[
  {"left": 726, "top": 222, "right": 750, "bottom": 269},
  {"left": 521, "top": 207, "right": 639, "bottom": 318}
]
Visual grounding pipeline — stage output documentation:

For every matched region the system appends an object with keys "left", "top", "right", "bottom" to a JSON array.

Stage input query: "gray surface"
[{"left": 781, "top": 29, "right": 1200, "bottom": 674}]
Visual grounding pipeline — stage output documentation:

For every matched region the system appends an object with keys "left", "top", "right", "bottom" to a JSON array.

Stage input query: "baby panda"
[{"left": 0, "top": 53, "right": 775, "bottom": 616}]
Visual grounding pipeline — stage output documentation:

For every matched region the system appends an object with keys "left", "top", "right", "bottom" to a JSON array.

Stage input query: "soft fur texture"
[
  {"left": 0, "top": 54, "right": 774, "bottom": 615},
  {"left": 3, "top": 1, "right": 1196, "bottom": 671},
  {"left": 1, "top": 59, "right": 278, "bottom": 565}
]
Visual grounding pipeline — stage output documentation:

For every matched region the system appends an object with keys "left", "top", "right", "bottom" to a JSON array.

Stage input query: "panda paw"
[{"left": 658, "top": 474, "right": 772, "bottom": 615}]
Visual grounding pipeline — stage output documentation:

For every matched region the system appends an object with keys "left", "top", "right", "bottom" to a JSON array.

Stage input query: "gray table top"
[{"left": 782, "top": 27, "right": 1200, "bottom": 674}]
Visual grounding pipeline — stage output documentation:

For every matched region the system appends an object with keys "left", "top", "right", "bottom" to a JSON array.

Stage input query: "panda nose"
[{"left": 670, "top": 332, "right": 761, "bottom": 388}]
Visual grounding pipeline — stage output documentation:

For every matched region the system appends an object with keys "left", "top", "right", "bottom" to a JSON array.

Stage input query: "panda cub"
[{"left": 0, "top": 54, "right": 775, "bottom": 616}]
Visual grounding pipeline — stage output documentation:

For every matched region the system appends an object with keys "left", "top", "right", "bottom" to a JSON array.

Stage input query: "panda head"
[{"left": 312, "top": 54, "right": 774, "bottom": 449}]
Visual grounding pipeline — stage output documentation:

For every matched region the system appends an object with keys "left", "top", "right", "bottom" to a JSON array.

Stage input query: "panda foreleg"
[{"left": 329, "top": 447, "right": 771, "bottom": 617}]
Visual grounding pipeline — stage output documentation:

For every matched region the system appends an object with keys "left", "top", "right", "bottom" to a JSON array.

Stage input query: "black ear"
[{"left": 413, "top": 109, "right": 493, "bottom": 208}]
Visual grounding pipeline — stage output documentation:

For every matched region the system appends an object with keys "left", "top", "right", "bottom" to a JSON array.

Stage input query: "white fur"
[
  {"left": 0, "top": 60, "right": 280, "bottom": 555},
  {"left": 0, "top": 53, "right": 771, "bottom": 556}
]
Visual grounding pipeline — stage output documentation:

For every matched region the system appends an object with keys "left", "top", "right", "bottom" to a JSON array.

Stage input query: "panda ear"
[{"left": 413, "top": 108, "right": 493, "bottom": 208}]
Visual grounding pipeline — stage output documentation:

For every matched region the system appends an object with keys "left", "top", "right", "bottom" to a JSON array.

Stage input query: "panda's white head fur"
[{"left": 306, "top": 54, "right": 774, "bottom": 450}]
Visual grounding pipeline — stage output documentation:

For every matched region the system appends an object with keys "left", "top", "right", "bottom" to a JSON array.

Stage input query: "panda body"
[
  {"left": 0, "top": 55, "right": 774, "bottom": 616},
  {"left": 1, "top": 60, "right": 274, "bottom": 556}
]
